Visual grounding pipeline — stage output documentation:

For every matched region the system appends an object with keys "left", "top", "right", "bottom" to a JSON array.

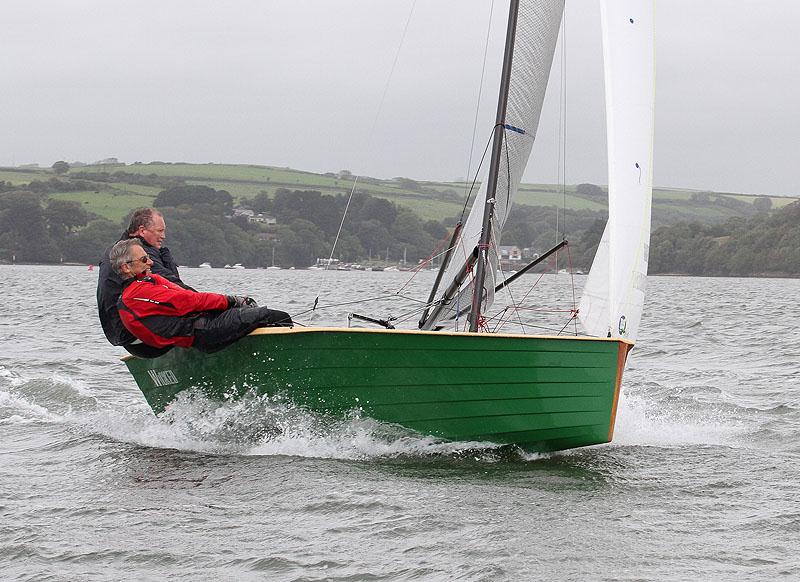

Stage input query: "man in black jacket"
[{"left": 97, "top": 207, "right": 194, "bottom": 356}]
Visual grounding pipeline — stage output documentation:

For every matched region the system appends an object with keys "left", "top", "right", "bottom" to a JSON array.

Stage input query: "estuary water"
[{"left": 1, "top": 265, "right": 798, "bottom": 581}]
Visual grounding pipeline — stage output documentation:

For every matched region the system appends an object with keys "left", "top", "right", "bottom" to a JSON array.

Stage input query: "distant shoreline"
[{"left": 2, "top": 261, "right": 798, "bottom": 280}]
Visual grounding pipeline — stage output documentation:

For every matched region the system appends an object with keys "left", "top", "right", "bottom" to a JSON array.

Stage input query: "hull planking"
[{"left": 123, "top": 327, "right": 631, "bottom": 453}]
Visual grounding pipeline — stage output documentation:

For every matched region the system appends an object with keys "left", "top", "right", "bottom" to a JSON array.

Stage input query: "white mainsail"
[
  {"left": 579, "top": 0, "right": 654, "bottom": 342},
  {"left": 422, "top": 0, "right": 565, "bottom": 330}
]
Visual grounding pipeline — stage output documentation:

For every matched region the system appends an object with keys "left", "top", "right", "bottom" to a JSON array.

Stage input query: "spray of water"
[
  {"left": 1, "top": 365, "right": 757, "bottom": 458},
  {"left": 1, "top": 368, "right": 509, "bottom": 460},
  {"left": 613, "top": 389, "right": 753, "bottom": 448}
]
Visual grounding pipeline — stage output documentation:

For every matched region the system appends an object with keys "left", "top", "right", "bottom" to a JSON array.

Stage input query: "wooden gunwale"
[{"left": 121, "top": 326, "right": 632, "bottom": 362}]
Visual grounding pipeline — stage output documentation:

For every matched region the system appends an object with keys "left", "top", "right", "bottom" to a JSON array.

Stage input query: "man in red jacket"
[{"left": 111, "top": 239, "right": 292, "bottom": 354}]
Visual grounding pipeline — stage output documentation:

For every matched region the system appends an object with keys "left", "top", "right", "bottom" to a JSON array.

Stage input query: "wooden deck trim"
[
  {"left": 121, "top": 326, "right": 633, "bottom": 363},
  {"left": 248, "top": 325, "right": 635, "bottom": 344}
]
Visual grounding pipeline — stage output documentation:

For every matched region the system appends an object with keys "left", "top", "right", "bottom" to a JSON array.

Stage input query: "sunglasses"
[{"left": 126, "top": 255, "right": 150, "bottom": 265}]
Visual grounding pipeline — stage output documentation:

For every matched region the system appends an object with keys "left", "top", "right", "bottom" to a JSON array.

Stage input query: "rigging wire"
[
  {"left": 492, "top": 244, "right": 580, "bottom": 336},
  {"left": 483, "top": 309, "right": 585, "bottom": 337},
  {"left": 419, "top": 0, "right": 502, "bottom": 330},
  {"left": 471, "top": 125, "right": 515, "bottom": 333},
  {"left": 558, "top": 9, "right": 579, "bottom": 334},
  {"left": 560, "top": 7, "right": 568, "bottom": 240},
  {"left": 310, "top": 0, "right": 419, "bottom": 322},
  {"left": 552, "top": 8, "right": 568, "bottom": 276},
  {"left": 292, "top": 292, "right": 422, "bottom": 321},
  {"left": 399, "top": 121, "right": 496, "bottom": 333},
  {"left": 305, "top": 3, "right": 578, "bottom": 338},
  {"left": 493, "top": 128, "right": 527, "bottom": 334},
  {"left": 395, "top": 231, "right": 450, "bottom": 296},
  {"left": 445, "top": 122, "right": 503, "bottom": 333},
  {"left": 419, "top": 13, "right": 577, "bottom": 338},
  {"left": 404, "top": 2, "right": 500, "bottom": 330},
  {"left": 463, "top": 0, "right": 496, "bottom": 202},
  {"left": 459, "top": 124, "right": 501, "bottom": 222},
  {"left": 566, "top": 242, "right": 578, "bottom": 335}
]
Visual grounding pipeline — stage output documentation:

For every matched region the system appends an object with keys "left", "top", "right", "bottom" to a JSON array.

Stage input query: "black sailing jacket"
[{"left": 96, "top": 232, "right": 195, "bottom": 346}]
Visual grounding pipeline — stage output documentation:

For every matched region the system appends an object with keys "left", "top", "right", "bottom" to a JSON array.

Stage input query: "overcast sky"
[{"left": 3, "top": 1, "right": 799, "bottom": 195}]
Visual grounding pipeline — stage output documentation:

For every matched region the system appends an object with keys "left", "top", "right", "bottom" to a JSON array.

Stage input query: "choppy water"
[{"left": 1, "top": 265, "right": 798, "bottom": 581}]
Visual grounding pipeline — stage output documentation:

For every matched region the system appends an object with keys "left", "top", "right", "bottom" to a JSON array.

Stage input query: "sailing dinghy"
[{"left": 123, "top": 0, "right": 654, "bottom": 453}]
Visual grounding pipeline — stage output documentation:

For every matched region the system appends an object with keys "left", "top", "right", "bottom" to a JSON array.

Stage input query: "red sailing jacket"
[{"left": 118, "top": 273, "right": 228, "bottom": 349}]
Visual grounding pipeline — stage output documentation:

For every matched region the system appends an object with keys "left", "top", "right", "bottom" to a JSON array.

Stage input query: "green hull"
[{"left": 123, "top": 327, "right": 629, "bottom": 453}]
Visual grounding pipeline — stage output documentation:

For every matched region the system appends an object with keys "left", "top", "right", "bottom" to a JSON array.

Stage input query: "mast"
[{"left": 468, "top": 0, "right": 520, "bottom": 332}]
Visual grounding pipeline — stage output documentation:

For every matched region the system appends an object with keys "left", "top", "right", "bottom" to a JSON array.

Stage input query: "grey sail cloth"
[{"left": 96, "top": 232, "right": 195, "bottom": 347}]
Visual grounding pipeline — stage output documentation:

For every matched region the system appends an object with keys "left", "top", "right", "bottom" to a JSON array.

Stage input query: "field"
[
  {"left": 2, "top": 162, "right": 797, "bottom": 225},
  {"left": 48, "top": 190, "right": 157, "bottom": 221},
  {"left": 0, "top": 169, "right": 46, "bottom": 185}
]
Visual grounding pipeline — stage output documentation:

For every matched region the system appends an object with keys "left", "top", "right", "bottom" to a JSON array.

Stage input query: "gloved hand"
[{"left": 227, "top": 295, "right": 259, "bottom": 308}]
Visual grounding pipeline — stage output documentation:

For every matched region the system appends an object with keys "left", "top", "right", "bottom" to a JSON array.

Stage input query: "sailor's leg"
[
  {"left": 192, "top": 307, "right": 293, "bottom": 353},
  {"left": 123, "top": 341, "right": 173, "bottom": 358}
]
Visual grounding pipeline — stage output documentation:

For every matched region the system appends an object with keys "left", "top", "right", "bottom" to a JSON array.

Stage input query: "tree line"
[
  {"left": 0, "top": 184, "right": 450, "bottom": 267},
  {"left": 649, "top": 201, "right": 800, "bottom": 276},
  {"left": 155, "top": 186, "right": 449, "bottom": 268},
  {"left": 2, "top": 178, "right": 798, "bottom": 277}
]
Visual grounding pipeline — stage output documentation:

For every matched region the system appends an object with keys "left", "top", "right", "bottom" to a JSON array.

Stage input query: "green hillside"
[
  {"left": 2, "top": 161, "right": 798, "bottom": 273},
  {"left": 2, "top": 162, "right": 793, "bottom": 224}
]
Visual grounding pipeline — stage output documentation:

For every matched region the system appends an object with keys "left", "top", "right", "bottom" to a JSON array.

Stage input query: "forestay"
[
  {"left": 579, "top": 0, "right": 654, "bottom": 342},
  {"left": 422, "top": 0, "right": 565, "bottom": 331}
]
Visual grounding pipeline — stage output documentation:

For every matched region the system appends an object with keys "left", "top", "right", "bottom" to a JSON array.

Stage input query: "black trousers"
[
  {"left": 123, "top": 342, "right": 172, "bottom": 358},
  {"left": 192, "top": 306, "right": 293, "bottom": 353}
]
